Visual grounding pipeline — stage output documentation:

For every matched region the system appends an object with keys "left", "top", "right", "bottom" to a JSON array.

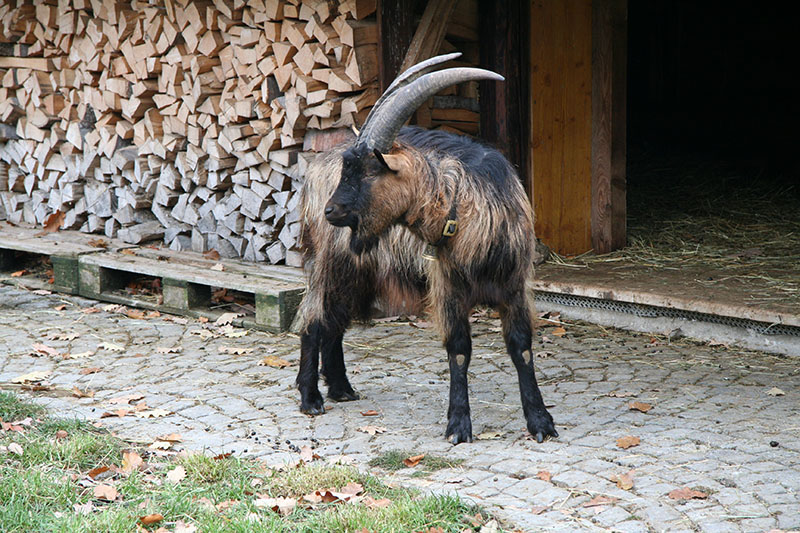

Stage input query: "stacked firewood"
[{"left": 0, "top": 0, "right": 379, "bottom": 265}]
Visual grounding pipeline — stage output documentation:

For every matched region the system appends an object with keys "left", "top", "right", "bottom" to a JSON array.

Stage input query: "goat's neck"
[{"left": 402, "top": 169, "right": 457, "bottom": 246}]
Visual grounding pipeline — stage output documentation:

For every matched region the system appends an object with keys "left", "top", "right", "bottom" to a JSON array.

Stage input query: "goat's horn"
[
  {"left": 357, "top": 67, "right": 504, "bottom": 153},
  {"left": 359, "top": 53, "right": 462, "bottom": 135}
]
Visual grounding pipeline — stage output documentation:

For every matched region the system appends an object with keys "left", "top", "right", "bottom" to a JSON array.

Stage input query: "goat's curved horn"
[
  {"left": 359, "top": 53, "right": 462, "bottom": 133},
  {"left": 357, "top": 67, "right": 504, "bottom": 153}
]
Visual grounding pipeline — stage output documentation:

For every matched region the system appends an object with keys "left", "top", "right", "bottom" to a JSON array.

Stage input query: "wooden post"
[
  {"left": 377, "top": 0, "right": 418, "bottom": 92},
  {"left": 478, "top": 0, "right": 531, "bottom": 193},
  {"left": 592, "top": 0, "right": 627, "bottom": 254}
]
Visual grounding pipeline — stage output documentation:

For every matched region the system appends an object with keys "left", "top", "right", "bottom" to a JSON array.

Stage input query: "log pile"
[{"left": 0, "top": 0, "right": 380, "bottom": 265}]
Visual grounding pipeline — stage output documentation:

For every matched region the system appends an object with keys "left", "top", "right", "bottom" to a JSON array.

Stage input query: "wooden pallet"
[
  {"left": 0, "top": 225, "right": 306, "bottom": 332},
  {"left": 78, "top": 246, "right": 305, "bottom": 332},
  {"left": 0, "top": 224, "right": 131, "bottom": 294}
]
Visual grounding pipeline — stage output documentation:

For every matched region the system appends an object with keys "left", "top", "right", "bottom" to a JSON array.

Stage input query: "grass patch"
[
  {"left": 368, "top": 450, "right": 465, "bottom": 474},
  {"left": 0, "top": 393, "right": 495, "bottom": 533}
]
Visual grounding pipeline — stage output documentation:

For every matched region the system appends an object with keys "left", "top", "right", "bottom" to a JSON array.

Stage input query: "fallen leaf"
[
  {"left": 149, "top": 440, "right": 173, "bottom": 450},
  {"left": 155, "top": 346, "right": 182, "bottom": 354},
  {"left": 210, "top": 263, "right": 225, "bottom": 271},
  {"left": 71, "top": 386, "right": 94, "bottom": 398},
  {"left": 87, "top": 466, "right": 110, "bottom": 479},
  {"left": 47, "top": 330, "right": 80, "bottom": 341},
  {"left": 254, "top": 496, "right": 296, "bottom": 515},
  {"left": 80, "top": 367, "right": 102, "bottom": 375},
  {"left": 10, "top": 269, "right": 28, "bottom": 277},
  {"left": 167, "top": 465, "right": 186, "bottom": 483},
  {"left": 609, "top": 391, "right": 636, "bottom": 398},
  {"left": 100, "top": 409, "right": 130, "bottom": 418},
  {"left": 139, "top": 513, "right": 164, "bottom": 525},
  {"left": 88, "top": 238, "right": 108, "bottom": 248},
  {"left": 54, "top": 304, "right": 68, "bottom": 311},
  {"left": 94, "top": 483, "right": 118, "bottom": 500},
  {"left": 40, "top": 210, "right": 65, "bottom": 234},
  {"left": 357, "top": 425, "right": 387, "bottom": 436},
  {"left": 121, "top": 451, "right": 143, "bottom": 473},
  {"left": 203, "top": 250, "right": 221, "bottom": 260},
  {"left": 212, "top": 452, "right": 232, "bottom": 460},
  {"left": 220, "top": 346, "right": 254, "bottom": 355},
  {"left": 220, "top": 326, "right": 247, "bottom": 338},
  {"left": 32, "top": 289, "right": 52, "bottom": 295},
  {"left": 108, "top": 393, "right": 146, "bottom": 405},
  {"left": 82, "top": 307, "right": 101, "bottom": 313},
  {"left": 214, "top": 312, "right": 240, "bottom": 326},
  {"left": 616, "top": 435, "right": 641, "bottom": 449},
  {"left": 31, "top": 343, "right": 61, "bottom": 357},
  {"left": 360, "top": 410, "right": 380, "bottom": 416},
  {"left": 215, "top": 499, "right": 239, "bottom": 512},
  {"left": 8, "top": 442, "right": 23, "bottom": 455},
  {"left": 299, "top": 445, "right": 320, "bottom": 462},
  {"left": 766, "top": 387, "right": 785, "bottom": 397},
  {"left": 126, "top": 309, "right": 146, "bottom": 319},
  {"left": 550, "top": 327, "right": 567, "bottom": 337},
  {"left": 157, "top": 433, "right": 182, "bottom": 442},
  {"left": 120, "top": 249, "right": 136, "bottom": 256},
  {"left": 259, "top": 355, "right": 292, "bottom": 368},
  {"left": 610, "top": 471, "right": 634, "bottom": 490},
  {"left": 668, "top": 487, "right": 708, "bottom": 500},
  {"left": 56, "top": 430, "right": 69, "bottom": 439},
  {"left": 363, "top": 496, "right": 392, "bottom": 509},
  {"left": 537, "top": 470, "right": 552, "bottom": 482},
  {"left": 584, "top": 495, "right": 618, "bottom": 507},
  {"left": 535, "top": 351, "right": 553, "bottom": 358},
  {"left": 11, "top": 370, "right": 50, "bottom": 383},
  {"left": 530, "top": 505, "right": 547, "bottom": 515},
  {"left": 403, "top": 454, "right": 425, "bottom": 467},
  {"left": 135, "top": 409, "right": 171, "bottom": 419},
  {"left": 99, "top": 342, "right": 124, "bottom": 352},
  {"left": 67, "top": 351, "right": 94, "bottom": 359},
  {"left": 476, "top": 431, "right": 503, "bottom": 440},
  {"left": 628, "top": 401, "right": 652, "bottom": 413}
]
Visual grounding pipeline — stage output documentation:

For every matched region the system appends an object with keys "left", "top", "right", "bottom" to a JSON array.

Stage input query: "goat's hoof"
[
  {"left": 526, "top": 409, "right": 558, "bottom": 443},
  {"left": 328, "top": 388, "right": 360, "bottom": 402},
  {"left": 445, "top": 417, "right": 473, "bottom": 445},
  {"left": 300, "top": 392, "right": 326, "bottom": 415}
]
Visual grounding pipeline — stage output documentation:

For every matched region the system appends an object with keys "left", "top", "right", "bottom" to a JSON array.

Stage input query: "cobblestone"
[{"left": 1, "top": 285, "right": 799, "bottom": 531}]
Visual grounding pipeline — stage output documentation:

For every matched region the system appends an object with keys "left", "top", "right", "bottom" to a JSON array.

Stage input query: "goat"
[{"left": 295, "top": 54, "right": 558, "bottom": 444}]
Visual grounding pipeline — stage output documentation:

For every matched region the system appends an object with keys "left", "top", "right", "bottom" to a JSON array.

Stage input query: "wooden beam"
[
  {"left": 479, "top": 0, "right": 530, "bottom": 193},
  {"left": 377, "top": 0, "right": 418, "bottom": 91},
  {"left": 398, "top": 0, "right": 458, "bottom": 72},
  {"left": 591, "top": 0, "right": 627, "bottom": 254}
]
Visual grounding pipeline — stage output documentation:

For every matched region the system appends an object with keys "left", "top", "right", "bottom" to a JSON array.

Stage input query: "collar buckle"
[{"left": 442, "top": 219, "right": 458, "bottom": 237}]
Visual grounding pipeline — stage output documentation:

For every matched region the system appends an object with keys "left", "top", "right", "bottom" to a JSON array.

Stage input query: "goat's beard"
[{"left": 349, "top": 229, "right": 378, "bottom": 255}]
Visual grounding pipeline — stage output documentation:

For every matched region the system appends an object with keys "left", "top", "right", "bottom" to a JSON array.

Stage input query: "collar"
[{"left": 422, "top": 191, "right": 458, "bottom": 261}]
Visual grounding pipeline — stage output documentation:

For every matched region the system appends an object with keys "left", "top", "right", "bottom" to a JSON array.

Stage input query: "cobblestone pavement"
[{"left": 1, "top": 284, "right": 799, "bottom": 532}]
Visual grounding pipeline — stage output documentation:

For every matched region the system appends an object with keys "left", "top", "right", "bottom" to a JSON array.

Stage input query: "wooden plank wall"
[{"left": 530, "top": 0, "right": 593, "bottom": 255}]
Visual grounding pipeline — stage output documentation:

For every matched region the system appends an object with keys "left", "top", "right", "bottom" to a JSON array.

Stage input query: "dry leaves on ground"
[
  {"left": 121, "top": 451, "right": 143, "bottom": 474},
  {"left": 610, "top": 471, "right": 635, "bottom": 490},
  {"left": 11, "top": 370, "right": 50, "bottom": 383},
  {"left": 668, "top": 487, "right": 708, "bottom": 500},
  {"left": 99, "top": 342, "right": 124, "bottom": 352},
  {"left": 537, "top": 470, "right": 552, "bottom": 482},
  {"left": 403, "top": 454, "right": 425, "bottom": 468},
  {"left": 31, "top": 343, "right": 60, "bottom": 357},
  {"left": 584, "top": 495, "right": 618, "bottom": 507},
  {"left": 220, "top": 346, "right": 254, "bottom": 355},
  {"left": 93, "top": 484, "right": 118, "bottom": 501},
  {"left": 766, "top": 387, "right": 785, "bottom": 396},
  {"left": 139, "top": 513, "right": 164, "bottom": 525},
  {"left": 357, "top": 425, "right": 387, "bottom": 436},
  {"left": 360, "top": 410, "right": 379, "bottom": 416},
  {"left": 628, "top": 401, "right": 653, "bottom": 413},
  {"left": 616, "top": 435, "right": 641, "bottom": 449},
  {"left": 476, "top": 431, "right": 503, "bottom": 440},
  {"left": 167, "top": 466, "right": 186, "bottom": 483},
  {"left": 254, "top": 496, "right": 296, "bottom": 515},
  {"left": 259, "top": 355, "right": 292, "bottom": 368}
]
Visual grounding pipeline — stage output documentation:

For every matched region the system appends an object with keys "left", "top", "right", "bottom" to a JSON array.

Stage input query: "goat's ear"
[{"left": 373, "top": 149, "right": 405, "bottom": 173}]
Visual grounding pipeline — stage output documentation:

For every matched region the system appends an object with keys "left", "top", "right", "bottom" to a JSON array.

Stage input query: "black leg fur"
[
  {"left": 321, "top": 330, "right": 359, "bottom": 402},
  {"left": 297, "top": 321, "right": 325, "bottom": 414},
  {"left": 443, "top": 302, "right": 473, "bottom": 444},
  {"left": 501, "top": 296, "right": 558, "bottom": 442}
]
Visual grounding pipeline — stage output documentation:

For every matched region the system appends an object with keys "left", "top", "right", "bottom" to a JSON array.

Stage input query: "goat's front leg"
[
  {"left": 442, "top": 302, "right": 473, "bottom": 444},
  {"left": 297, "top": 321, "right": 325, "bottom": 414},
  {"left": 501, "top": 295, "right": 558, "bottom": 443}
]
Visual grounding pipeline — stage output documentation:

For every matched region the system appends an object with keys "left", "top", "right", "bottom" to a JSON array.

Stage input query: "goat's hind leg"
[
  {"left": 501, "top": 294, "right": 558, "bottom": 442},
  {"left": 442, "top": 301, "right": 474, "bottom": 444},
  {"left": 321, "top": 328, "right": 359, "bottom": 402}
]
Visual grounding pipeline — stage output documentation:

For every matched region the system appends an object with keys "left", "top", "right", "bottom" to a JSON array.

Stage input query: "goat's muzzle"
[{"left": 324, "top": 201, "right": 352, "bottom": 227}]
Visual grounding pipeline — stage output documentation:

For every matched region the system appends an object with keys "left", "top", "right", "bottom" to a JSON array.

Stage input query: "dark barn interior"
[{"left": 627, "top": 1, "right": 799, "bottom": 225}]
